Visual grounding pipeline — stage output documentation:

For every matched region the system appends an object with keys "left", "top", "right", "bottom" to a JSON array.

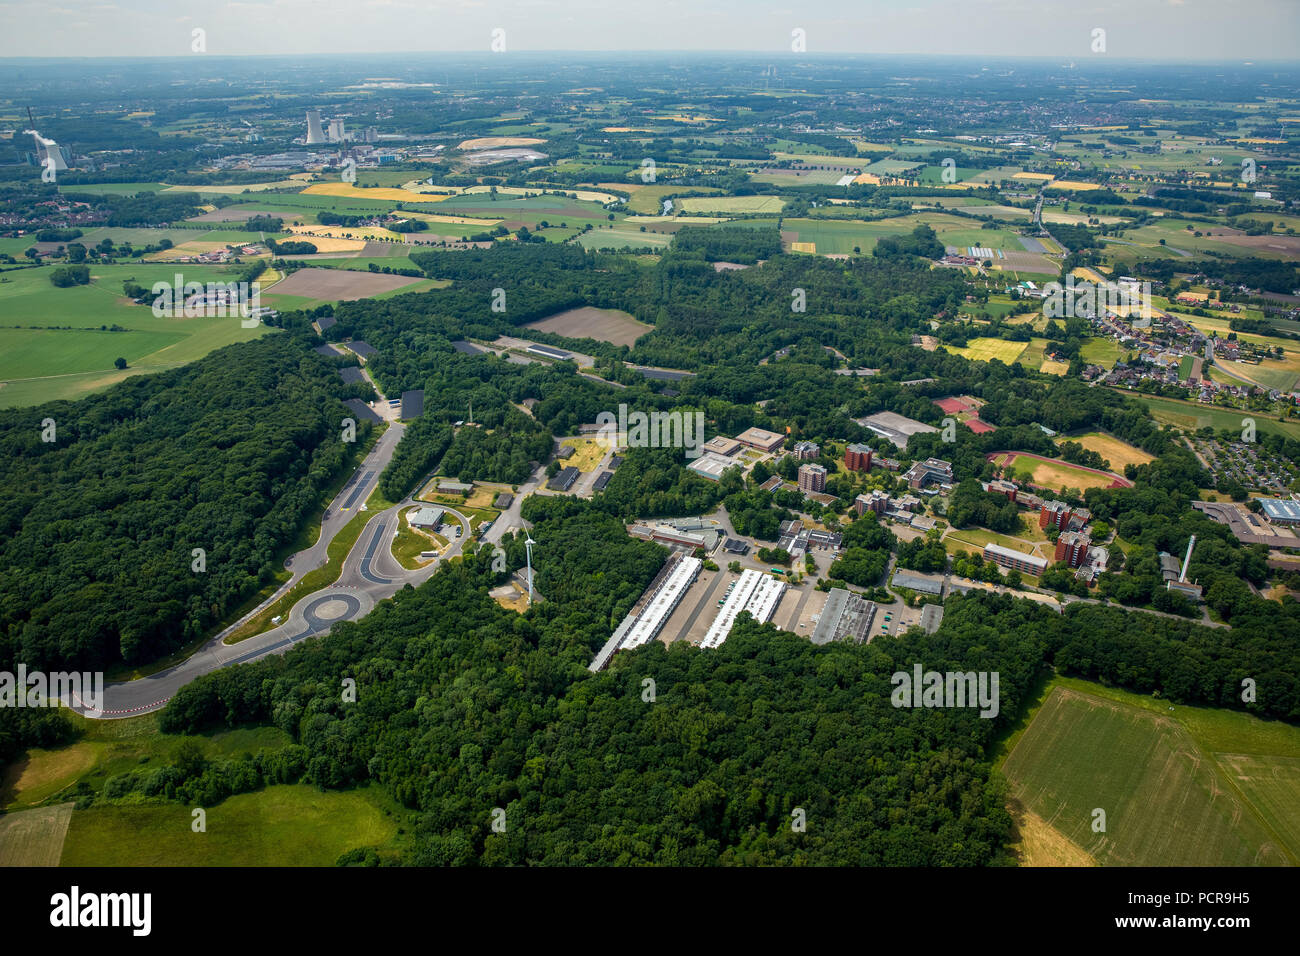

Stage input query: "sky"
[{"left": 0, "top": 0, "right": 1297, "bottom": 60}]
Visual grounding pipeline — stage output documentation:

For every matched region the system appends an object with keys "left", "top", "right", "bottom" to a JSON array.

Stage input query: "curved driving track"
[{"left": 65, "top": 424, "right": 473, "bottom": 719}]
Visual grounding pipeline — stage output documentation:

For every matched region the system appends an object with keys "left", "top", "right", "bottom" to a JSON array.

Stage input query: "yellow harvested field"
[
  {"left": 1011, "top": 809, "right": 1098, "bottom": 867},
  {"left": 284, "top": 229, "right": 370, "bottom": 250},
  {"left": 461, "top": 184, "right": 624, "bottom": 204},
  {"left": 290, "top": 225, "right": 400, "bottom": 243},
  {"left": 1047, "top": 180, "right": 1102, "bottom": 191},
  {"left": 853, "top": 173, "right": 883, "bottom": 185},
  {"left": 559, "top": 437, "right": 607, "bottom": 473},
  {"left": 402, "top": 211, "right": 504, "bottom": 227},
  {"left": 949, "top": 337, "right": 1029, "bottom": 363},
  {"left": 1058, "top": 432, "right": 1156, "bottom": 470},
  {"left": 1012, "top": 171, "right": 1055, "bottom": 181},
  {"left": 0, "top": 803, "right": 74, "bottom": 866},
  {"left": 300, "top": 183, "right": 451, "bottom": 203},
  {"left": 602, "top": 127, "right": 654, "bottom": 133},
  {"left": 790, "top": 241, "right": 816, "bottom": 253},
  {"left": 458, "top": 136, "right": 546, "bottom": 150},
  {"left": 163, "top": 180, "right": 304, "bottom": 194},
  {"left": 1071, "top": 267, "right": 1108, "bottom": 283},
  {"left": 1040, "top": 359, "right": 1071, "bottom": 376}
]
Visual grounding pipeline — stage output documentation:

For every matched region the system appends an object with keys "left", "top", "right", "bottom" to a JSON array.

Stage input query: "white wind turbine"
[{"left": 524, "top": 534, "right": 536, "bottom": 604}]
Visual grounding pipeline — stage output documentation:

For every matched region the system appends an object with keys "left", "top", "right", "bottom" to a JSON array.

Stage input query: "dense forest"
[{"left": 0, "top": 335, "right": 366, "bottom": 671}]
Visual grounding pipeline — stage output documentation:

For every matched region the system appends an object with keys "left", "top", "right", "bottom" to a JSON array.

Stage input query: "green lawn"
[
  {"left": 1000, "top": 676, "right": 1300, "bottom": 866},
  {"left": 0, "top": 263, "right": 274, "bottom": 407},
  {"left": 1126, "top": 392, "right": 1300, "bottom": 441},
  {"left": 60, "top": 784, "right": 399, "bottom": 866}
]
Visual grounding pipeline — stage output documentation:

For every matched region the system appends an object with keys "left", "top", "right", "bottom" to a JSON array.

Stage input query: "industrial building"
[
  {"left": 854, "top": 411, "right": 938, "bottom": 450},
  {"left": 920, "top": 604, "right": 945, "bottom": 634},
  {"left": 548, "top": 466, "right": 580, "bottom": 492},
  {"left": 305, "top": 110, "right": 325, "bottom": 144},
  {"left": 437, "top": 479, "right": 473, "bottom": 494},
  {"left": 702, "top": 569, "right": 787, "bottom": 648},
  {"left": 810, "top": 588, "right": 876, "bottom": 645},
  {"left": 686, "top": 452, "right": 736, "bottom": 481},
  {"left": 1257, "top": 497, "right": 1300, "bottom": 525},
  {"left": 410, "top": 506, "right": 444, "bottom": 529},
  {"left": 528, "top": 343, "right": 572, "bottom": 360},
  {"left": 983, "top": 543, "right": 1048, "bottom": 576},
  {"left": 891, "top": 570, "right": 945, "bottom": 595},
  {"left": 592, "top": 471, "right": 613, "bottom": 492},
  {"left": 590, "top": 554, "right": 702, "bottom": 671},
  {"left": 844, "top": 443, "right": 873, "bottom": 472},
  {"left": 400, "top": 389, "right": 424, "bottom": 420},
  {"left": 797, "top": 463, "right": 827, "bottom": 494}
]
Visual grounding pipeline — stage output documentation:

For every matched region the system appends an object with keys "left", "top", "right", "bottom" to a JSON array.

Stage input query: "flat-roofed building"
[
  {"left": 891, "top": 570, "right": 944, "bottom": 595},
  {"left": 703, "top": 435, "right": 742, "bottom": 457},
  {"left": 686, "top": 452, "right": 735, "bottom": 482},
  {"left": 811, "top": 588, "right": 876, "bottom": 645},
  {"left": 400, "top": 389, "right": 424, "bottom": 419},
  {"left": 592, "top": 471, "right": 613, "bottom": 492},
  {"left": 735, "top": 426, "right": 786, "bottom": 453},
  {"left": 844, "top": 443, "right": 873, "bottom": 472},
  {"left": 702, "top": 569, "right": 786, "bottom": 648},
  {"left": 983, "top": 543, "right": 1048, "bottom": 575},
  {"left": 759, "top": 475, "right": 784, "bottom": 492},
  {"left": 592, "top": 554, "right": 703, "bottom": 670},
  {"left": 903, "top": 457, "right": 953, "bottom": 490},
  {"left": 855, "top": 411, "right": 939, "bottom": 450},
  {"left": 437, "top": 479, "right": 474, "bottom": 494},
  {"left": 494, "top": 493, "right": 514, "bottom": 509},
  {"left": 798, "top": 463, "right": 827, "bottom": 493},
  {"left": 410, "top": 506, "right": 444, "bottom": 529}
]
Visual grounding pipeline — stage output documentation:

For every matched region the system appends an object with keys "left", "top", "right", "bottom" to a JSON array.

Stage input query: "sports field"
[
  {"left": 1057, "top": 432, "right": 1155, "bottom": 470},
  {"left": 1001, "top": 679, "right": 1300, "bottom": 866},
  {"left": 59, "top": 785, "right": 398, "bottom": 866},
  {"left": 990, "top": 451, "right": 1130, "bottom": 491}
]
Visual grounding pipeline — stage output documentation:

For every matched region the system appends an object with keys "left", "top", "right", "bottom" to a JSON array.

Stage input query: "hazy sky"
[{"left": 1, "top": 0, "right": 1296, "bottom": 60}]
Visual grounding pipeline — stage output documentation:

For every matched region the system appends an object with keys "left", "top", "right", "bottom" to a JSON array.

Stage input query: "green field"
[
  {"left": 576, "top": 227, "right": 673, "bottom": 251},
  {"left": 60, "top": 784, "right": 399, "bottom": 866},
  {"left": 675, "top": 195, "right": 786, "bottom": 215},
  {"left": 1000, "top": 677, "right": 1300, "bottom": 866},
  {"left": 1126, "top": 392, "right": 1300, "bottom": 441},
  {"left": 0, "top": 264, "right": 273, "bottom": 407},
  {"left": 1079, "top": 337, "right": 1125, "bottom": 368}
]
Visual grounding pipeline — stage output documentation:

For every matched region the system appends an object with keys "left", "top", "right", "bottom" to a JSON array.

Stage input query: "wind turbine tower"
[{"left": 524, "top": 534, "right": 536, "bottom": 604}]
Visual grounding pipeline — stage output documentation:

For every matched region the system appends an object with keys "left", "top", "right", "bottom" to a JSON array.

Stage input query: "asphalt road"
[{"left": 66, "top": 421, "right": 474, "bottom": 719}]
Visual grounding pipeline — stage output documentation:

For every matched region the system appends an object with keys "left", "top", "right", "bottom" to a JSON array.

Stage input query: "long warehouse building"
[
  {"left": 589, "top": 554, "right": 702, "bottom": 671},
  {"left": 701, "top": 568, "right": 786, "bottom": 649}
]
